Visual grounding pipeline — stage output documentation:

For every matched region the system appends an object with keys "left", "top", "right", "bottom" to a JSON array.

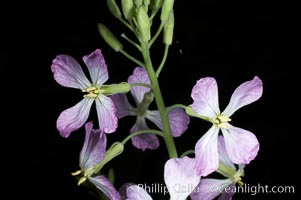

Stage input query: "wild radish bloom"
[
  {"left": 71, "top": 122, "right": 121, "bottom": 200},
  {"left": 111, "top": 67, "right": 190, "bottom": 151},
  {"left": 190, "top": 136, "right": 246, "bottom": 200},
  {"left": 186, "top": 76, "right": 262, "bottom": 176},
  {"left": 164, "top": 156, "right": 202, "bottom": 200},
  {"left": 51, "top": 49, "right": 124, "bottom": 137}
]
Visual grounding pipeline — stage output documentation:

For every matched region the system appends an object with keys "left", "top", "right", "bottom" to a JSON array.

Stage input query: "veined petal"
[
  {"left": 83, "top": 49, "right": 109, "bottom": 86},
  {"left": 164, "top": 157, "right": 201, "bottom": 200},
  {"left": 191, "top": 77, "right": 220, "bottom": 119},
  {"left": 89, "top": 176, "right": 121, "bottom": 200},
  {"left": 128, "top": 67, "right": 151, "bottom": 104},
  {"left": 110, "top": 94, "right": 136, "bottom": 118},
  {"left": 195, "top": 126, "right": 220, "bottom": 176},
  {"left": 222, "top": 76, "right": 263, "bottom": 117},
  {"left": 126, "top": 185, "right": 153, "bottom": 200},
  {"left": 57, "top": 98, "right": 93, "bottom": 138},
  {"left": 190, "top": 178, "right": 233, "bottom": 200},
  {"left": 222, "top": 126, "right": 259, "bottom": 164},
  {"left": 51, "top": 54, "right": 91, "bottom": 89},
  {"left": 96, "top": 95, "right": 118, "bottom": 133},
  {"left": 146, "top": 108, "right": 190, "bottom": 137},
  {"left": 217, "top": 136, "right": 236, "bottom": 170},
  {"left": 80, "top": 122, "right": 107, "bottom": 171},
  {"left": 130, "top": 117, "right": 159, "bottom": 151}
]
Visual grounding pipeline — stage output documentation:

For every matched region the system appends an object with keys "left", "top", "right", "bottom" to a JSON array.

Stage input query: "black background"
[{"left": 5, "top": 0, "right": 297, "bottom": 199}]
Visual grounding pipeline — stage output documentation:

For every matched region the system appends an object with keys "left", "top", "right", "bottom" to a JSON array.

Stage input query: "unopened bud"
[
  {"left": 163, "top": 10, "right": 174, "bottom": 45},
  {"left": 160, "top": 0, "right": 174, "bottom": 21},
  {"left": 150, "top": 0, "right": 163, "bottom": 11},
  {"left": 97, "top": 23, "right": 123, "bottom": 52},
  {"left": 137, "top": 7, "right": 151, "bottom": 42},
  {"left": 134, "top": 0, "right": 143, "bottom": 7},
  {"left": 106, "top": 0, "right": 122, "bottom": 19},
  {"left": 121, "top": 0, "right": 134, "bottom": 20}
]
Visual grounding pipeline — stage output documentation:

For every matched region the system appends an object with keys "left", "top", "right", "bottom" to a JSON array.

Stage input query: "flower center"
[
  {"left": 231, "top": 168, "right": 244, "bottom": 186},
  {"left": 213, "top": 115, "right": 231, "bottom": 129},
  {"left": 82, "top": 86, "right": 101, "bottom": 98}
]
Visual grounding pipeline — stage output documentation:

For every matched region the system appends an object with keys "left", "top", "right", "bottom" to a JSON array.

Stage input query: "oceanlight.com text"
[{"left": 136, "top": 183, "right": 295, "bottom": 196}]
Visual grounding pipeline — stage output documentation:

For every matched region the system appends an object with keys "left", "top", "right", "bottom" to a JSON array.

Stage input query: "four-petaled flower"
[
  {"left": 51, "top": 49, "right": 117, "bottom": 137},
  {"left": 190, "top": 136, "right": 246, "bottom": 200},
  {"left": 188, "top": 76, "right": 262, "bottom": 176},
  {"left": 111, "top": 67, "right": 190, "bottom": 151},
  {"left": 71, "top": 122, "right": 120, "bottom": 200}
]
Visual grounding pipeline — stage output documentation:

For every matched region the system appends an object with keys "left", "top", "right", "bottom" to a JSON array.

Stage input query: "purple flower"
[
  {"left": 164, "top": 156, "right": 201, "bottom": 200},
  {"left": 190, "top": 136, "right": 246, "bottom": 200},
  {"left": 72, "top": 122, "right": 120, "bottom": 200},
  {"left": 51, "top": 49, "right": 117, "bottom": 137},
  {"left": 111, "top": 67, "right": 190, "bottom": 151},
  {"left": 188, "top": 76, "right": 262, "bottom": 176}
]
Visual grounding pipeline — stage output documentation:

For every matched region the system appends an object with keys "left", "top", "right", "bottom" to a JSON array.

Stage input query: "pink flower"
[
  {"left": 111, "top": 67, "right": 190, "bottom": 151},
  {"left": 51, "top": 49, "right": 117, "bottom": 137},
  {"left": 72, "top": 122, "right": 120, "bottom": 200},
  {"left": 189, "top": 76, "right": 262, "bottom": 176},
  {"left": 190, "top": 136, "right": 246, "bottom": 200}
]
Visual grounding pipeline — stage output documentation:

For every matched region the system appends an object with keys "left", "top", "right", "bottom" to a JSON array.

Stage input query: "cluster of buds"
[{"left": 97, "top": 0, "right": 175, "bottom": 51}]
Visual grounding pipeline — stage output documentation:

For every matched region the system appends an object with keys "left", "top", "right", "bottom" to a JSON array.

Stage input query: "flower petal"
[
  {"left": 80, "top": 122, "right": 107, "bottom": 171},
  {"left": 89, "top": 175, "right": 121, "bottom": 200},
  {"left": 126, "top": 185, "right": 153, "bottom": 200},
  {"left": 110, "top": 94, "right": 136, "bottom": 118},
  {"left": 57, "top": 98, "right": 93, "bottom": 138},
  {"left": 217, "top": 135, "right": 236, "bottom": 170},
  {"left": 51, "top": 54, "right": 91, "bottom": 89},
  {"left": 128, "top": 67, "right": 150, "bottom": 104},
  {"left": 222, "top": 126, "right": 259, "bottom": 164},
  {"left": 164, "top": 157, "right": 201, "bottom": 200},
  {"left": 190, "top": 178, "right": 233, "bottom": 200},
  {"left": 146, "top": 108, "right": 190, "bottom": 137},
  {"left": 96, "top": 95, "right": 118, "bottom": 133},
  {"left": 222, "top": 76, "right": 263, "bottom": 117},
  {"left": 195, "top": 126, "right": 219, "bottom": 176},
  {"left": 130, "top": 117, "right": 159, "bottom": 151},
  {"left": 83, "top": 49, "right": 108, "bottom": 86},
  {"left": 218, "top": 184, "right": 235, "bottom": 200},
  {"left": 191, "top": 77, "right": 220, "bottom": 119}
]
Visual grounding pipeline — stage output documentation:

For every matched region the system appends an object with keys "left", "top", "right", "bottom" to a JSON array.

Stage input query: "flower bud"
[
  {"left": 101, "top": 82, "right": 131, "bottom": 95},
  {"left": 150, "top": 0, "right": 163, "bottom": 11},
  {"left": 160, "top": 0, "right": 174, "bottom": 21},
  {"left": 134, "top": 0, "right": 143, "bottom": 7},
  {"left": 121, "top": 0, "right": 134, "bottom": 20},
  {"left": 163, "top": 10, "right": 174, "bottom": 45},
  {"left": 97, "top": 23, "right": 123, "bottom": 52},
  {"left": 106, "top": 0, "right": 122, "bottom": 19},
  {"left": 137, "top": 6, "right": 151, "bottom": 42}
]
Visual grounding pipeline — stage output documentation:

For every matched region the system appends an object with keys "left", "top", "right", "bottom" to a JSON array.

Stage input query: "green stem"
[
  {"left": 180, "top": 150, "right": 195, "bottom": 158},
  {"left": 166, "top": 104, "right": 187, "bottom": 114},
  {"left": 121, "top": 33, "right": 141, "bottom": 51},
  {"left": 121, "top": 129, "right": 164, "bottom": 145},
  {"left": 119, "top": 18, "right": 134, "bottom": 32},
  {"left": 156, "top": 45, "right": 169, "bottom": 77},
  {"left": 119, "top": 49, "right": 145, "bottom": 67},
  {"left": 130, "top": 82, "right": 153, "bottom": 89},
  {"left": 141, "top": 42, "right": 178, "bottom": 158},
  {"left": 149, "top": 23, "right": 164, "bottom": 47}
]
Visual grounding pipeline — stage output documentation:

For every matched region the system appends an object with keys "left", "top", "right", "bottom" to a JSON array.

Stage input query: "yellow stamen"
[
  {"left": 78, "top": 176, "right": 87, "bottom": 186},
  {"left": 71, "top": 170, "right": 82, "bottom": 176},
  {"left": 82, "top": 86, "right": 101, "bottom": 98}
]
